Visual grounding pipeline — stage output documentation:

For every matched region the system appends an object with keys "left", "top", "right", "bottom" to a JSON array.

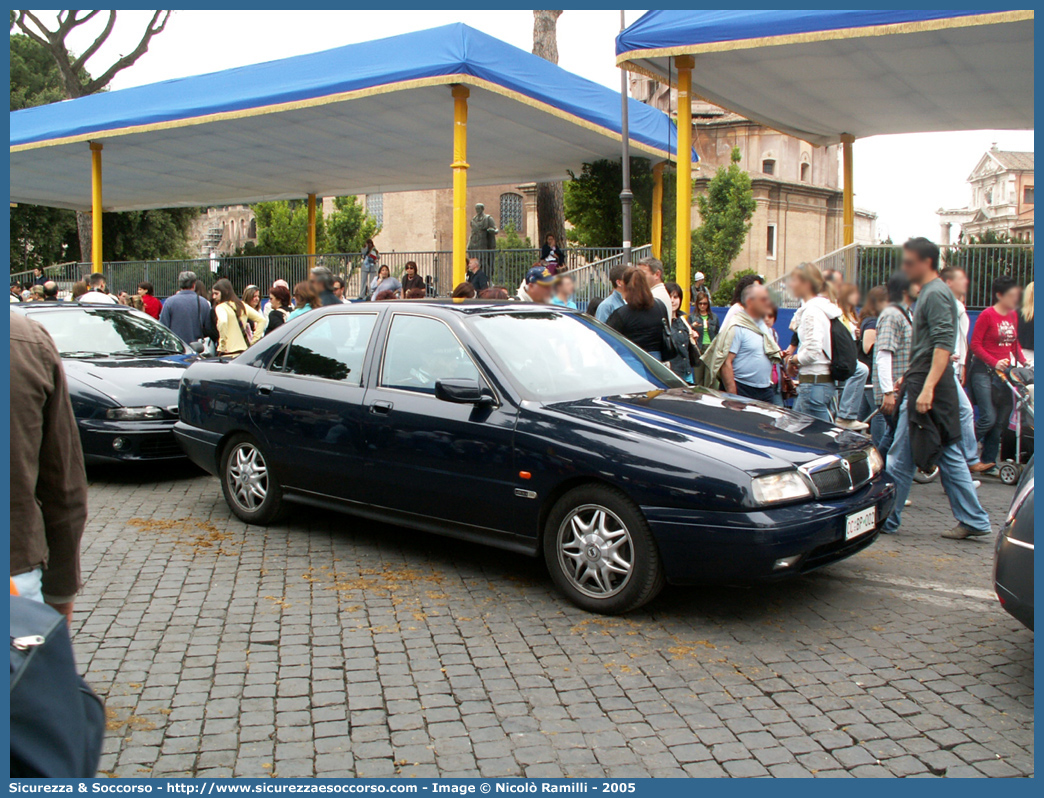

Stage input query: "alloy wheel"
[
  {"left": 226, "top": 442, "right": 268, "bottom": 513},
  {"left": 557, "top": 504, "right": 634, "bottom": 598}
]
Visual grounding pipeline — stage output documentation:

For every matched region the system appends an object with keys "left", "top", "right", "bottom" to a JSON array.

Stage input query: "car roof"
[
  {"left": 11, "top": 301, "right": 136, "bottom": 312},
  {"left": 333, "top": 299, "right": 579, "bottom": 317}
]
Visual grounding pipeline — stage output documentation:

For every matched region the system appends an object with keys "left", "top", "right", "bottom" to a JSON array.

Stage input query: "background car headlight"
[
  {"left": 106, "top": 406, "right": 164, "bottom": 421},
  {"left": 867, "top": 446, "right": 884, "bottom": 477},
  {"left": 751, "top": 471, "right": 813, "bottom": 505}
]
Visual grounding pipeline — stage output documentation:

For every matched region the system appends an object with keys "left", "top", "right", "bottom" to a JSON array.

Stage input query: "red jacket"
[
  {"left": 970, "top": 306, "right": 1024, "bottom": 369},
  {"left": 141, "top": 294, "right": 162, "bottom": 320}
]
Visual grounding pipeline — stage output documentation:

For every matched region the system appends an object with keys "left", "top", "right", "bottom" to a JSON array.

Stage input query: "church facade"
[{"left": 938, "top": 147, "right": 1034, "bottom": 244}]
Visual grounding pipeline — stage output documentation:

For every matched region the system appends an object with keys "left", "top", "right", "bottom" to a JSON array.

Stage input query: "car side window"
[
  {"left": 380, "top": 314, "right": 480, "bottom": 395},
  {"left": 281, "top": 314, "right": 377, "bottom": 384}
]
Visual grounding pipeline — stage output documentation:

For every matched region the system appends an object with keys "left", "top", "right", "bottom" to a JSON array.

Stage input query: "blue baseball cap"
[{"left": 525, "top": 265, "right": 558, "bottom": 286}]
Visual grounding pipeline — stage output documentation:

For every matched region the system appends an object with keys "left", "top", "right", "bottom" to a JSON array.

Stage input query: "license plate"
[{"left": 845, "top": 506, "right": 876, "bottom": 540}]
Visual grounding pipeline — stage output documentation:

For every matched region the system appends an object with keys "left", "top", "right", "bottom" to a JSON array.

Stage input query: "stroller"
[{"left": 997, "top": 364, "right": 1034, "bottom": 485}]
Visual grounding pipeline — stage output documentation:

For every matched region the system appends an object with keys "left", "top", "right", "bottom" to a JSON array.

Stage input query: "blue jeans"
[
  {"left": 861, "top": 388, "right": 890, "bottom": 452},
  {"left": 11, "top": 567, "right": 43, "bottom": 603},
  {"left": 955, "top": 372, "right": 978, "bottom": 466},
  {"left": 793, "top": 380, "right": 836, "bottom": 422},
  {"left": 735, "top": 381, "right": 776, "bottom": 404},
  {"left": 883, "top": 396, "right": 991, "bottom": 534},
  {"left": 358, "top": 264, "right": 376, "bottom": 299},
  {"left": 837, "top": 360, "right": 869, "bottom": 420},
  {"left": 969, "top": 367, "right": 1009, "bottom": 464}
]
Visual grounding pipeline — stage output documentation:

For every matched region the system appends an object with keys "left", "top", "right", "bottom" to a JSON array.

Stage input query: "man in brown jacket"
[{"left": 10, "top": 311, "right": 88, "bottom": 623}]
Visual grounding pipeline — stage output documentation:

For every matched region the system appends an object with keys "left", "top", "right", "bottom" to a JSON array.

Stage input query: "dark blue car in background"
[
  {"left": 13, "top": 303, "right": 195, "bottom": 463},
  {"left": 174, "top": 302, "right": 895, "bottom": 614}
]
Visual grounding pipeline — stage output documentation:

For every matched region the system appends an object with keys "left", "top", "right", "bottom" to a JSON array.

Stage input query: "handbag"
[
  {"left": 10, "top": 595, "right": 105, "bottom": 777},
  {"left": 660, "top": 318, "right": 680, "bottom": 362},
  {"left": 678, "top": 315, "right": 701, "bottom": 366}
]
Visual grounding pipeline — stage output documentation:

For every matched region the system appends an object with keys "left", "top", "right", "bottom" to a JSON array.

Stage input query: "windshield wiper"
[
  {"left": 113, "top": 347, "right": 184, "bottom": 356},
  {"left": 60, "top": 351, "right": 112, "bottom": 359}
]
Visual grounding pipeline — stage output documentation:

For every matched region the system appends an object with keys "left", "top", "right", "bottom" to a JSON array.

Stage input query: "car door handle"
[
  {"left": 257, "top": 384, "right": 274, "bottom": 396},
  {"left": 370, "top": 400, "right": 393, "bottom": 415}
]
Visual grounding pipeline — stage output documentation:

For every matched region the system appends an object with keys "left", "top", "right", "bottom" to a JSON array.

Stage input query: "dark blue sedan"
[
  {"left": 13, "top": 303, "right": 196, "bottom": 463},
  {"left": 174, "top": 302, "right": 896, "bottom": 614}
]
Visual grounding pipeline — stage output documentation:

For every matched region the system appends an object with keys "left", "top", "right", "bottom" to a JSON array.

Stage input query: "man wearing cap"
[
  {"left": 517, "top": 265, "right": 557, "bottom": 304},
  {"left": 693, "top": 272, "right": 711, "bottom": 305}
]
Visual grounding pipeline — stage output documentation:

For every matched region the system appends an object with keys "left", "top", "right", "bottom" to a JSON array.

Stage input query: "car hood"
[
  {"left": 64, "top": 355, "right": 194, "bottom": 409},
  {"left": 544, "top": 387, "right": 870, "bottom": 473}
]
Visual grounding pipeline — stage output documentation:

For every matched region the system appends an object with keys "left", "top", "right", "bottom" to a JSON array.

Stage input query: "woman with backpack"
[
  {"left": 211, "top": 279, "right": 264, "bottom": 357},
  {"left": 786, "top": 262, "right": 845, "bottom": 423}
]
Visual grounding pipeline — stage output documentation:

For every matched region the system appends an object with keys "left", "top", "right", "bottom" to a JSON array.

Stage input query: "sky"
[{"left": 19, "top": 8, "right": 1035, "bottom": 244}]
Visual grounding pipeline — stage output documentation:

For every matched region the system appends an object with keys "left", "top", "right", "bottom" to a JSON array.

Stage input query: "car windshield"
[
  {"left": 25, "top": 308, "right": 187, "bottom": 357},
  {"left": 467, "top": 311, "right": 685, "bottom": 402}
]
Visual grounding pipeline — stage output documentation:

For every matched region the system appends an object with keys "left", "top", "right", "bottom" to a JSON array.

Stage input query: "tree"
[
  {"left": 10, "top": 31, "right": 71, "bottom": 110},
  {"left": 10, "top": 32, "right": 80, "bottom": 270},
  {"left": 711, "top": 268, "right": 759, "bottom": 307},
  {"left": 325, "top": 196, "right": 381, "bottom": 255},
  {"left": 495, "top": 224, "right": 532, "bottom": 250},
  {"left": 564, "top": 158, "right": 675, "bottom": 251},
  {"left": 10, "top": 203, "right": 79, "bottom": 272},
  {"left": 246, "top": 197, "right": 379, "bottom": 256},
  {"left": 248, "top": 201, "right": 326, "bottom": 256},
  {"left": 102, "top": 209, "right": 197, "bottom": 262},
  {"left": 12, "top": 10, "right": 171, "bottom": 100},
  {"left": 690, "top": 146, "right": 757, "bottom": 292},
  {"left": 532, "top": 10, "right": 566, "bottom": 246},
  {"left": 12, "top": 10, "right": 172, "bottom": 260}
]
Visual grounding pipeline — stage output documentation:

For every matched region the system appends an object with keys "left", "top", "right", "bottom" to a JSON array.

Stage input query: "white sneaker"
[
  {"left": 972, "top": 480, "right": 981, "bottom": 489},
  {"left": 836, "top": 418, "right": 869, "bottom": 431},
  {"left": 904, "top": 499, "right": 912, "bottom": 506}
]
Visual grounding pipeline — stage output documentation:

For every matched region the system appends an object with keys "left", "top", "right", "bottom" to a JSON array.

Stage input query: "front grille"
[
  {"left": 810, "top": 466, "right": 852, "bottom": 495},
  {"left": 139, "top": 435, "right": 184, "bottom": 458},
  {"left": 804, "top": 450, "right": 872, "bottom": 497}
]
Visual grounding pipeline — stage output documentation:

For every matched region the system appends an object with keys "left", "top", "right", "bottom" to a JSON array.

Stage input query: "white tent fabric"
[{"left": 616, "top": 10, "right": 1034, "bottom": 146}]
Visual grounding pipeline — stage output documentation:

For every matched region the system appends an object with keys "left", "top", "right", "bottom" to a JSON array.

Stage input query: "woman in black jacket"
[
  {"left": 664, "top": 282, "right": 698, "bottom": 383},
  {"left": 265, "top": 284, "right": 292, "bottom": 336},
  {"left": 606, "top": 267, "right": 670, "bottom": 360},
  {"left": 540, "top": 234, "right": 566, "bottom": 273}
]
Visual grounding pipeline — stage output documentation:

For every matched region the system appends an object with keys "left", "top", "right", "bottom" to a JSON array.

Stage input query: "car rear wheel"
[
  {"left": 221, "top": 434, "right": 284, "bottom": 525},
  {"left": 543, "top": 484, "right": 664, "bottom": 614}
]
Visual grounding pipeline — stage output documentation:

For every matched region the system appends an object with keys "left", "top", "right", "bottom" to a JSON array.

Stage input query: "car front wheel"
[
  {"left": 543, "top": 484, "right": 664, "bottom": 614},
  {"left": 220, "top": 434, "right": 284, "bottom": 525}
]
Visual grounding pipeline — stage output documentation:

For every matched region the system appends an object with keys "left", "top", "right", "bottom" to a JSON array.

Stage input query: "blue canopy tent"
[
  {"left": 615, "top": 9, "right": 1033, "bottom": 304},
  {"left": 11, "top": 22, "right": 694, "bottom": 280}
]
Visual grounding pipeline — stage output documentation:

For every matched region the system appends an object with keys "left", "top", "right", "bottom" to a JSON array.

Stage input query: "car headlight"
[
  {"left": 106, "top": 406, "right": 165, "bottom": 421},
  {"left": 751, "top": 471, "right": 813, "bottom": 505},
  {"left": 866, "top": 446, "right": 884, "bottom": 477}
]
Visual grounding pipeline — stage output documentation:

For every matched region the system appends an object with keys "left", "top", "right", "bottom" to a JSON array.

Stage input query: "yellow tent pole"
[
  {"left": 675, "top": 56, "right": 694, "bottom": 312},
  {"left": 651, "top": 162, "right": 664, "bottom": 260},
  {"left": 451, "top": 85, "right": 470, "bottom": 288},
  {"left": 307, "top": 193, "right": 317, "bottom": 256},
  {"left": 841, "top": 133, "right": 855, "bottom": 247},
  {"left": 90, "top": 142, "right": 103, "bottom": 273}
]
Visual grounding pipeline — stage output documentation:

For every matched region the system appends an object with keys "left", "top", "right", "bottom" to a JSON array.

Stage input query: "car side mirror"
[
  {"left": 435, "top": 378, "right": 493, "bottom": 405},
  {"left": 188, "top": 341, "right": 205, "bottom": 354}
]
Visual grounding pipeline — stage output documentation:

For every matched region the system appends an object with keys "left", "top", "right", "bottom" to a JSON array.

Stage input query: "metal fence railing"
[
  {"left": 12, "top": 246, "right": 650, "bottom": 301},
  {"left": 766, "top": 243, "right": 1034, "bottom": 311},
  {"left": 566, "top": 244, "right": 653, "bottom": 309}
]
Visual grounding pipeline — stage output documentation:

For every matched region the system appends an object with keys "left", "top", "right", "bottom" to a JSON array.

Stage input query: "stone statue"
[{"left": 468, "top": 203, "right": 498, "bottom": 251}]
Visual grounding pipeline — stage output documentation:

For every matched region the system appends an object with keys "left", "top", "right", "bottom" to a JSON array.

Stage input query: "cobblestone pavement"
[{"left": 76, "top": 464, "right": 1033, "bottom": 779}]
